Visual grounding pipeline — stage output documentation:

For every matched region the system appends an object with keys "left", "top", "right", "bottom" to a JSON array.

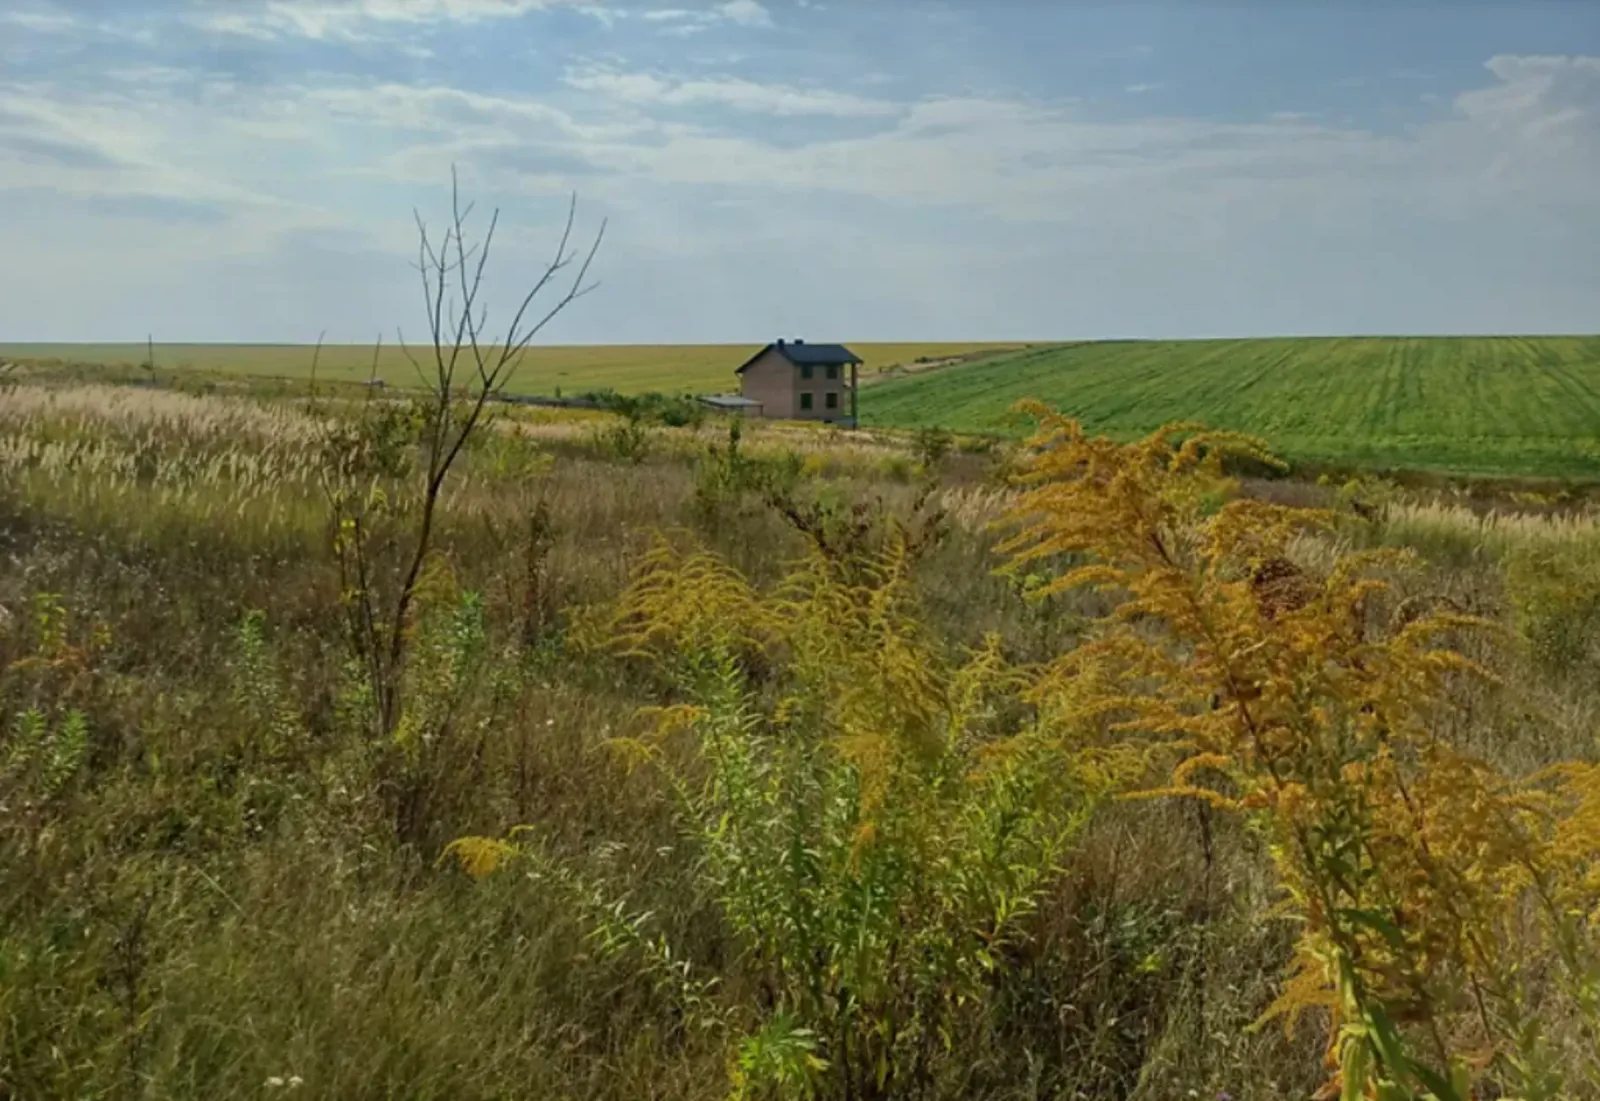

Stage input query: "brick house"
[{"left": 735, "top": 339, "right": 863, "bottom": 425}]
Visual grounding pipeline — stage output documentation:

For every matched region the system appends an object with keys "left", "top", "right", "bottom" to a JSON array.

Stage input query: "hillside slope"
[{"left": 860, "top": 336, "right": 1600, "bottom": 477}]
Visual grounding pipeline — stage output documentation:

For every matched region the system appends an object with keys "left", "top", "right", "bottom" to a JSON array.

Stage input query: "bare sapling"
[{"left": 325, "top": 169, "right": 603, "bottom": 765}]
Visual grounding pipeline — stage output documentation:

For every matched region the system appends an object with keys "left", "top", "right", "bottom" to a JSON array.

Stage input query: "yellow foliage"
[
  {"left": 1003, "top": 408, "right": 1600, "bottom": 1099},
  {"left": 576, "top": 535, "right": 780, "bottom": 661},
  {"left": 592, "top": 531, "right": 1032, "bottom": 833},
  {"left": 588, "top": 518, "right": 1092, "bottom": 1097},
  {"left": 575, "top": 407, "right": 1600, "bottom": 1096},
  {"left": 439, "top": 835, "right": 520, "bottom": 879}
]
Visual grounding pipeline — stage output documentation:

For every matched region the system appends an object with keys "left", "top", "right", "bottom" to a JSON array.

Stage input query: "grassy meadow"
[
  {"left": 10, "top": 335, "right": 1600, "bottom": 480},
  {"left": 0, "top": 341, "right": 1024, "bottom": 398},
  {"left": 862, "top": 336, "right": 1600, "bottom": 478},
  {"left": 3, "top": 367, "right": 1600, "bottom": 1100}
]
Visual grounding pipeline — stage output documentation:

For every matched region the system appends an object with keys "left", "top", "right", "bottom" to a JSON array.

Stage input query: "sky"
[{"left": 0, "top": 0, "right": 1597, "bottom": 344}]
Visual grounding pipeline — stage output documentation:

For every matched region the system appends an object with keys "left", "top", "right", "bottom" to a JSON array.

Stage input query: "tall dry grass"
[
  {"left": 1, "top": 379, "right": 1596, "bottom": 1100},
  {"left": 1381, "top": 499, "right": 1600, "bottom": 561}
]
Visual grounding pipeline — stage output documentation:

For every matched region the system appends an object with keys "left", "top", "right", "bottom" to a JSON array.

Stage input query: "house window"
[
  {"left": 801, "top": 364, "right": 813, "bottom": 380},
  {"left": 826, "top": 364, "right": 839, "bottom": 381},
  {"left": 800, "top": 392, "right": 813, "bottom": 411},
  {"left": 825, "top": 392, "right": 838, "bottom": 409}
]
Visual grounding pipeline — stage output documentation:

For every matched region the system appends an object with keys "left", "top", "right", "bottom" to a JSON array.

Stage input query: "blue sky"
[{"left": 1, "top": 0, "right": 1597, "bottom": 343}]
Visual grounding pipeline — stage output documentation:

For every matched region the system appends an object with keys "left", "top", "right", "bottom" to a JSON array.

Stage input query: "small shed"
[
  {"left": 698, "top": 393, "right": 764, "bottom": 418},
  {"left": 735, "top": 338, "right": 862, "bottom": 425}
]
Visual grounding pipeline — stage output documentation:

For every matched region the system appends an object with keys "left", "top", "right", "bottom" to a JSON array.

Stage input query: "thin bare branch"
[
  {"left": 453, "top": 175, "right": 499, "bottom": 391},
  {"left": 367, "top": 333, "right": 385, "bottom": 395},
  {"left": 395, "top": 327, "right": 435, "bottom": 392},
  {"left": 495, "top": 192, "right": 580, "bottom": 365},
  {"left": 506, "top": 216, "right": 608, "bottom": 367},
  {"left": 308, "top": 329, "right": 326, "bottom": 406}
]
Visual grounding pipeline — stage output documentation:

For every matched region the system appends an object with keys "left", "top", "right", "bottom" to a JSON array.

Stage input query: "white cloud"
[
  {"left": 1408, "top": 54, "right": 1600, "bottom": 212},
  {"left": 191, "top": 11, "right": 281, "bottom": 40},
  {"left": 12, "top": 48, "right": 1594, "bottom": 233},
  {"left": 0, "top": 74, "right": 338, "bottom": 239},
  {"left": 574, "top": 4, "right": 626, "bottom": 28},
  {"left": 193, "top": 0, "right": 583, "bottom": 41},
  {"left": 631, "top": 1, "right": 773, "bottom": 35},
  {"left": 491, "top": 52, "right": 1597, "bottom": 256},
  {"left": 1456, "top": 54, "right": 1600, "bottom": 139},
  {"left": 307, "top": 81, "right": 653, "bottom": 141},
  {"left": 564, "top": 68, "right": 898, "bottom": 117},
  {"left": 1, "top": 6, "right": 157, "bottom": 45},
  {"left": 1, "top": 8, "right": 80, "bottom": 34},
  {"left": 2, "top": 33, "right": 1596, "bottom": 340},
  {"left": 138, "top": 49, "right": 1586, "bottom": 245},
  {"left": 716, "top": 0, "right": 771, "bottom": 28},
  {"left": 285, "top": 80, "right": 655, "bottom": 195}
]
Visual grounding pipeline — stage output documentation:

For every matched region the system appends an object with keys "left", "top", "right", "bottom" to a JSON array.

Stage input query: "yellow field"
[{"left": 0, "top": 341, "right": 1027, "bottom": 396}]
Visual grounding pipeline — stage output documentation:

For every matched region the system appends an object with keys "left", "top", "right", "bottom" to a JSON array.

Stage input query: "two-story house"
[{"left": 734, "top": 339, "right": 863, "bottom": 425}]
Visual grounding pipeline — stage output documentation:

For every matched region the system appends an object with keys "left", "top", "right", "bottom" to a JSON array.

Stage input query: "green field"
[
  {"left": 0, "top": 341, "right": 1022, "bottom": 397},
  {"left": 861, "top": 336, "right": 1600, "bottom": 478},
  {"left": 10, "top": 336, "right": 1600, "bottom": 478}
]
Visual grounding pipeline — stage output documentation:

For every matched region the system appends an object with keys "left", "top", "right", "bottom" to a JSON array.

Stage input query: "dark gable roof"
[
  {"left": 736, "top": 341, "right": 863, "bottom": 373},
  {"left": 780, "top": 342, "right": 861, "bottom": 365}
]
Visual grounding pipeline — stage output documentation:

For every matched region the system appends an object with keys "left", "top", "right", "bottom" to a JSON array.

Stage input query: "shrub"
[
  {"left": 566, "top": 536, "right": 1106, "bottom": 1097},
  {"left": 3, "top": 707, "right": 89, "bottom": 798},
  {"left": 765, "top": 482, "right": 947, "bottom": 583},
  {"left": 1505, "top": 540, "right": 1600, "bottom": 673},
  {"left": 471, "top": 425, "right": 555, "bottom": 483},
  {"left": 912, "top": 425, "right": 953, "bottom": 471},
  {"left": 691, "top": 421, "right": 802, "bottom": 525},
  {"left": 877, "top": 454, "right": 915, "bottom": 483},
  {"left": 1322, "top": 472, "right": 1402, "bottom": 522},
  {"left": 1002, "top": 406, "right": 1600, "bottom": 1100},
  {"left": 652, "top": 396, "right": 704, "bottom": 429},
  {"left": 593, "top": 415, "right": 652, "bottom": 464},
  {"left": 588, "top": 389, "right": 705, "bottom": 429}
]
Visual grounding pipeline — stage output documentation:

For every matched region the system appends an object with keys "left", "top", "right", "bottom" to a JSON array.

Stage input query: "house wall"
[
  {"left": 739, "top": 347, "right": 854, "bottom": 423},
  {"left": 794, "top": 358, "right": 850, "bottom": 423},
  {"left": 739, "top": 347, "right": 795, "bottom": 418}
]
